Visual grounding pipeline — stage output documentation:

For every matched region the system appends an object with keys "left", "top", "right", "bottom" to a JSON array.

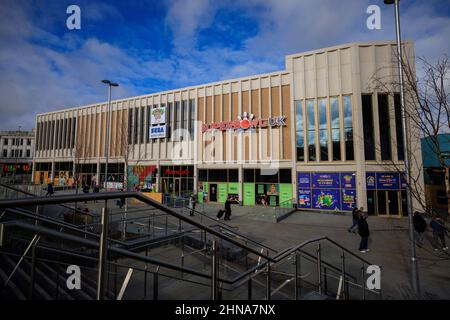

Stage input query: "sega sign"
[{"left": 150, "top": 125, "right": 166, "bottom": 139}]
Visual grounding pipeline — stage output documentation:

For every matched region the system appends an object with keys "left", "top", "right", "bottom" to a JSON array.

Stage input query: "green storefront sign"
[
  {"left": 257, "top": 184, "right": 264, "bottom": 194},
  {"left": 269, "top": 196, "right": 277, "bottom": 206},
  {"left": 279, "top": 184, "right": 293, "bottom": 208},
  {"left": 218, "top": 183, "right": 228, "bottom": 203},
  {"left": 228, "top": 183, "right": 239, "bottom": 194},
  {"left": 243, "top": 183, "right": 255, "bottom": 206},
  {"left": 198, "top": 182, "right": 208, "bottom": 203}
]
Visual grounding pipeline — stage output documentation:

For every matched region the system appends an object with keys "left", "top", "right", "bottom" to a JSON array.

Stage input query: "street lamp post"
[
  {"left": 101, "top": 80, "right": 119, "bottom": 192},
  {"left": 384, "top": 0, "right": 420, "bottom": 297}
]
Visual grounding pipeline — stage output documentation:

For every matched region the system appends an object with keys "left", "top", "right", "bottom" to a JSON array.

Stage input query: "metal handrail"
[
  {"left": 0, "top": 192, "right": 274, "bottom": 261},
  {"left": 0, "top": 182, "right": 98, "bottom": 218},
  {"left": 0, "top": 192, "right": 376, "bottom": 275},
  {"left": 0, "top": 191, "right": 378, "bottom": 299},
  {"left": 183, "top": 205, "right": 278, "bottom": 254}
]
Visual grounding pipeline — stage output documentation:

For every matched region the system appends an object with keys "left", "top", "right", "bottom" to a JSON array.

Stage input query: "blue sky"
[{"left": 0, "top": 0, "right": 449, "bottom": 130}]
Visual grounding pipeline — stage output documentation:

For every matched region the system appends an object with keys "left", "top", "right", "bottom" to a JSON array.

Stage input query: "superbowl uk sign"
[{"left": 202, "top": 112, "right": 287, "bottom": 133}]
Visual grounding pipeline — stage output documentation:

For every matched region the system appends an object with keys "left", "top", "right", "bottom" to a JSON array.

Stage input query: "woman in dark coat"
[{"left": 357, "top": 212, "right": 370, "bottom": 253}]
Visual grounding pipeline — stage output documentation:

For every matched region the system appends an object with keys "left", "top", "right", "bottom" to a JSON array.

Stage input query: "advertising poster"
[
  {"left": 257, "top": 184, "right": 265, "bottom": 194},
  {"left": 243, "top": 183, "right": 255, "bottom": 206},
  {"left": 312, "top": 189, "right": 340, "bottom": 210},
  {"left": 279, "top": 184, "right": 292, "bottom": 207},
  {"left": 340, "top": 172, "right": 356, "bottom": 189},
  {"left": 127, "top": 165, "right": 157, "bottom": 191},
  {"left": 269, "top": 196, "right": 277, "bottom": 207},
  {"left": 341, "top": 189, "right": 357, "bottom": 211},
  {"left": 227, "top": 183, "right": 239, "bottom": 203},
  {"left": 297, "top": 172, "right": 311, "bottom": 188},
  {"left": 228, "top": 183, "right": 239, "bottom": 194},
  {"left": 312, "top": 172, "right": 340, "bottom": 189},
  {"left": 150, "top": 106, "right": 166, "bottom": 125},
  {"left": 150, "top": 125, "right": 166, "bottom": 139},
  {"left": 366, "top": 172, "right": 376, "bottom": 190},
  {"left": 266, "top": 183, "right": 279, "bottom": 195},
  {"left": 218, "top": 183, "right": 228, "bottom": 203},
  {"left": 298, "top": 189, "right": 312, "bottom": 209},
  {"left": 376, "top": 173, "right": 400, "bottom": 190}
]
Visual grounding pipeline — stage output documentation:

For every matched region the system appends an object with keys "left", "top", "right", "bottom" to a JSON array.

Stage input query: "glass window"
[
  {"left": 198, "top": 169, "right": 207, "bottom": 181},
  {"left": 147, "top": 105, "right": 151, "bottom": 143},
  {"left": 208, "top": 169, "right": 227, "bottom": 182},
  {"left": 228, "top": 169, "right": 238, "bottom": 182},
  {"left": 3, "top": 138, "right": 8, "bottom": 145},
  {"left": 361, "top": 94, "right": 374, "bottom": 160},
  {"left": 306, "top": 100, "right": 316, "bottom": 161},
  {"left": 394, "top": 93, "right": 404, "bottom": 160},
  {"left": 244, "top": 169, "right": 255, "bottom": 182},
  {"left": 256, "top": 169, "right": 278, "bottom": 183},
  {"left": 279, "top": 169, "right": 292, "bottom": 183},
  {"left": 174, "top": 101, "right": 181, "bottom": 141},
  {"left": 343, "top": 95, "right": 354, "bottom": 160},
  {"left": 138, "top": 107, "right": 144, "bottom": 144},
  {"left": 295, "top": 100, "right": 304, "bottom": 161},
  {"left": 330, "top": 97, "right": 341, "bottom": 161},
  {"left": 26, "top": 149, "right": 30, "bottom": 157},
  {"left": 318, "top": 98, "right": 328, "bottom": 161},
  {"left": 167, "top": 102, "right": 172, "bottom": 140},
  {"left": 3, "top": 149, "right": 7, "bottom": 157},
  {"left": 133, "top": 108, "right": 138, "bottom": 145},
  {"left": 128, "top": 109, "right": 133, "bottom": 145},
  {"left": 189, "top": 99, "right": 195, "bottom": 139},
  {"left": 378, "top": 94, "right": 391, "bottom": 160}
]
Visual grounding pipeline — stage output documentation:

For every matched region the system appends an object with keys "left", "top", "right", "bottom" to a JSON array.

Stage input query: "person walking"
[
  {"left": 348, "top": 206, "right": 360, "bottom": 233},
  {"left": 413, "top": 211, "right": 427, "bottom": 247},
  {"left": 430, "top": 215, "right": 448, "bottom": 251},
  {"left": 189, "top": 194, "right": 196, "bottom": 216},
  {"left": 357, "top": 211, "right": 370, "bottom": 253},
  {"left": 46, "top": 182, "right": 54, "bottom": 196},
  {"left": 224, "top": 196, "right": 232, "bottom": 221}
]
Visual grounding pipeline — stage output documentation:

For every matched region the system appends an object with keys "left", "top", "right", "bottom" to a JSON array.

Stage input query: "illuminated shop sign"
[
  {"left": 202, "top": 112, "right": 287, "bottom": 133},
  {"left": 164, "top": 168, "right": 191, "bottom": 176}
]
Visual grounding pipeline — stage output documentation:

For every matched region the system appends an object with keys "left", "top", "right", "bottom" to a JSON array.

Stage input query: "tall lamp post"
[
  {"left": 384, "top": 0, "right": 420, "bottom": 297},
  {"left": 97, "top": 79, "right": 118, "bottom": 300},
  {"left": 101, "top": 80, "right": 119, "bottom": 191}
]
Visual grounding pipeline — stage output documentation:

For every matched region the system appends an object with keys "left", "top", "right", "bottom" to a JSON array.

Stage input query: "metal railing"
[
  {"left": 274, "top": 198, "right": 297, "bottom": 223},
  {"left": 0, "top": 191, "right": 381, "bottom": 300}
]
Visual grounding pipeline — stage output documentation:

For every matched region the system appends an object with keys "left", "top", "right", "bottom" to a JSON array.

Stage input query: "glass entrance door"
[
  {"left": 209, "top": 183, "right": 217, "bottom": 202},
  {"left": 377, "top": 190, "right": 387, "bottom": 215},
  {"left": 174, "top": 178, "right": 181, "bottom": 196},
  {"left": 387, "top": 190, "right": 400, "bottom": 216}
]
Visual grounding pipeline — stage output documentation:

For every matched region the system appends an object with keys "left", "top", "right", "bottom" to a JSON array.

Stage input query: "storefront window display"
[
  {"left": 197, "top": 169, "right": 239, "bottom": 204},
  {"left": 127, "top": 165, "right": 157, "bottom": 191},
  {"left": 160, "top": 165, "right": 194, "bottom": 196},
  {"left": 298, "top": 172, "right": 356, "bottom": 211},
  {"left": 366, "top": 172, "right": 406, "bottom": 216},
  {"left": 244, "top": 168, "right": 292, "bottom": 207}
]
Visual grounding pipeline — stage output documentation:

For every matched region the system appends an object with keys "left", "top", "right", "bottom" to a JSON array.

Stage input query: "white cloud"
[{"left": 0, "top": 0, "right": 448, "bottom": 131}]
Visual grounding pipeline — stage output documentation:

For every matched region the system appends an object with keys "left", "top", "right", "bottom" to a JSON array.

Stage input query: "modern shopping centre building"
[{"left": 32, "top": 41, "right": 425, "bottom": 217}]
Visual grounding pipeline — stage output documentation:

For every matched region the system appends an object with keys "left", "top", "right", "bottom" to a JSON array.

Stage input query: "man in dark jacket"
[
  {"left": 348, "top": 207, "right": 360, "bottom": 233},
  {"left": 224, "top": 196, "right": 232, "bottom": 221},
  {"left": 357, "top": 212, "right": 370, "bottom": 253},
  {"left": 413, "top": 211, "right": 427, "bottom": 247},
  {"left": 430, "top": 215, "right": 448, "bottom": 251}
]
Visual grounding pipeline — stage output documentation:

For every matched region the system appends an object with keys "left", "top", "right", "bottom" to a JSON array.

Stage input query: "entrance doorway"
[
  {"left": 174, "top": 178, "right": 181, "bottom": 196},
  {"left": 209, "top": 183, "right": 217, "bottom": 202},
  {"left": 372, "top": 190, "right": 403, "bottom": 216}
]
